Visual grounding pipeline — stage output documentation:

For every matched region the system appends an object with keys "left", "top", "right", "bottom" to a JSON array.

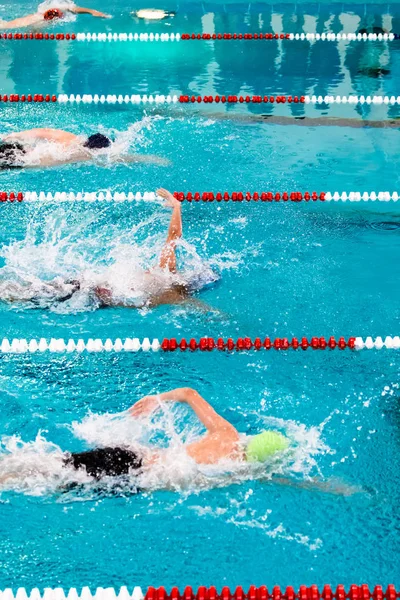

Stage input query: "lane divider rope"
[
  {"left": 0, "top": 191, "right": 398, "bottom": 203},
  {"left": 1, "top": 94, "right": 399, "bottom": 105},
  {"left": 0, "top": 32, "right": 398, "bottom": 41},
  {"left": 0, "top": 585, "right": 398, "bottom": 600},
  {"left": 179, "top": 95, "right": 400, "bottom": 105},
  {"left": 0, "top": 336, "right": 398, "bottom": 353}
]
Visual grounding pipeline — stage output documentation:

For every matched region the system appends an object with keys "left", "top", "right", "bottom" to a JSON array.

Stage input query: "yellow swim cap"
[{"left": 246, "top": 430, "right": 289, "bottom": 462}]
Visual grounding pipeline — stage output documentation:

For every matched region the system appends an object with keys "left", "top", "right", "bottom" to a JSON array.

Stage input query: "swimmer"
[
  {"left": 0, "top": 388, "right": 286, "bottom": 488},
  {"left": 128, "top": 387, "right": 285, "bottom": 465},
  {"left": 0, "top": 130, "right": 169, "bottom": 169},
  {"left": 0, "top": 5, "right": 109, "bottom": 30},
  {"left": 94, "top": 188, "right": 200, "bottom": 309},
  {"left": 60, "top": 388, "right": 248, "bottom": 484},
  {"left": 0, "top": 388, "right": 359, "bottom": 496},
  {"left": 0, "top": 188, "right": 219, "bottom": 311}
]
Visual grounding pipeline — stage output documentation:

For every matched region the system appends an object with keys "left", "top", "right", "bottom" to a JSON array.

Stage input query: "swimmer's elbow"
[
  {"left": 173, "top": 387, "right": 201, "bottom": 403},
  {"left": 71, "top": 7, "right": 88, "bottom": 14},
  {"left": 181, "top": 387, "right": 199, "bottom": 398}
]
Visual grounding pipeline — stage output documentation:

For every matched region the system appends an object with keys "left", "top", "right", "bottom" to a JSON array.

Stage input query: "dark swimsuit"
[{"left": 64, "top": 447, "right": 143, "bottom": 479}]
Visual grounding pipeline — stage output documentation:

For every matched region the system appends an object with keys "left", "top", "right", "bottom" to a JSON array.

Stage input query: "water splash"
[
  {"left": 259, "top": 414, "right": 332, "bottom": 479},
  {"left": 38, "top": 0, "right": 77, "bottom": 20},
  {"left": 0, "top": 208, "right": 220, "bottom": 312},
  {"left": 0, "top": 433, "right": 89, "bottom": 496},
  {"left": 12, "top": 115, "right": 159, "bottom": 168},
  {"left": 0, "top": 403, "right": 332, "bottom": 499}
]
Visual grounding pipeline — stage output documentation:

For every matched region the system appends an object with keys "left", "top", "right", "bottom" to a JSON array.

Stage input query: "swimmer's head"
[
  {"left": 245, "top": 430, "right": 289, "bottom": 462},
  {"left": 43, "top": 8, "right": 64, "bottom": 20},
  {"left": 83, "top": 133, "right": 112, "bottom": 150},
  {"left": 0, "top": 142, "right": 26, "bottom": 169}
]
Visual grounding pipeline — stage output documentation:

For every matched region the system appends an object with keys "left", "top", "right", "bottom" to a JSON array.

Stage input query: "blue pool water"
[{"left": 0, "top": 0, "right": 399, "bottom": 593}]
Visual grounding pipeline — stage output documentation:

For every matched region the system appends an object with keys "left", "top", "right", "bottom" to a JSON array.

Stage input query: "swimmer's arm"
[
  {"left": 270, "top": 476, "right": 362, "bottom": 496},
  {"left": 182, "top": 297, "right": 229, "bottom": 319},
  {"left": 71, "top": 7, "right": 110, "bottom": 17},
  {"left": 0, "top": 13, "right": 41, "bottom": 29},
  {"left": 114, "top": 154, "right": 171, "bottom": 167},
  {"left": 177, "top": 388, "right": 238, "bottom": 434},
  {"left": 131, "top": 388, "right": 237, "bottom": 434},
  {"left": 3, "top": 129, "right": 79, "bottom": 144}
]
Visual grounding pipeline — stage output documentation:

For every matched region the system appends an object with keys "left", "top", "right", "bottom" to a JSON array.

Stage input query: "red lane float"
[
  {"left": 179, "top": 95, "right": 306, "bottom": 104},
  {"left": 173, "top": 191, "right": 326, "bottom": 201},
  {"left": 145, "top": 586, "right": 399, "bottom": 600},
  {"left": 0, "top": 94, "right": 57, "bottom": 103},
  {"left": 181, "top": 33, "right": 291, "bottom": 40},
  {"left": 160, "top": 336, "right": 357, "bottom": 351},
  {"left": 0, "top": 192, "right": 24, "bottom": 202},
  {"left": 0, "top": 33, "right": 75, "bottom": 40}
]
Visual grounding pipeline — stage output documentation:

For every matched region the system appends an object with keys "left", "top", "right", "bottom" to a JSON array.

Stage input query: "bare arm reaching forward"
[
  {"left": 70, "top": 6, "right": 109, "bottom": 17},
  {"left": 130, "top": 387, "right": 236, "bottom": 433},
  {"left": 4, "top": 129, "right": 80, "bottom": 145},
  {"left": 130, "top": 388, "right": 241, "bottom": 464}
]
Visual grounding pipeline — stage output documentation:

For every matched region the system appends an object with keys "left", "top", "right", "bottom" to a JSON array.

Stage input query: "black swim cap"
[
  {"left": 65, "top": 447, "right": 143, "bottom": 479},
  {"left": 83, "top": 133, "right": 111, "bottom": 150},
  {"left": 0, "top": 142, "right": 25, "bottom": 169}
]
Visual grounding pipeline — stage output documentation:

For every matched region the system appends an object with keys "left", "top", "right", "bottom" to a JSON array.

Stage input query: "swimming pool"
[{"left": 0, "top": 0, "right": 399, "bottom": 593}]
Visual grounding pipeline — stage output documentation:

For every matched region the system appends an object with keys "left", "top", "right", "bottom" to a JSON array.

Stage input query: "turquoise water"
[{"left": 0, "top": 0, "right": 399, "bottom": 593}]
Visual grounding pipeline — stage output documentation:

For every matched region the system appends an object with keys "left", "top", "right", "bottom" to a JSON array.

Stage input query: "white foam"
[
  {"left": 0, "top": 402, "right": 343, "bottom": 499},
  {"left": 0, "top": 434, "right": 89, "bottom": 496},
  {"left": 0, "top": 206, "right": 220, "bottom": 313},
  {"left": 259, "top": 414, "right": 331, "bottom": 478},
  {"left": 37, "top": 0, "right": 77, "bottom": 20}
]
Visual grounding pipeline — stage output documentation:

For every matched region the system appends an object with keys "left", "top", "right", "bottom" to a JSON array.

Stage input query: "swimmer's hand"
[
  {"left": 129, "top": 388, "right": 186, "bottom": 417},
  {"left": 157, "top": 188, "right": 181, "bottom": 209},
  {"left": 91, "top": 10, "right": 111, "bottom": 18},
  {"left": 129, "top": 395, "right": 160, "bottom": 417}
]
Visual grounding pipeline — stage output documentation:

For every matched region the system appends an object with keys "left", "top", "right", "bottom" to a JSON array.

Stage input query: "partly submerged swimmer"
[
  {"left": 0, "top": 388, "right": 360, "bottom": 496},
  {"left": 93, "top": 188, "right": 213, "bottom": 309},
  {"left": 0, "top": 130, "right": 169, "bottom": 169},
  {"left": 127, "top": 387, "right": 289, "bottom": 466},
  {"left": 0, "top": 189, "right": 218, "bottom": 311},
  {"left": 0, "top": 388, "right": 288, "bottom": 492},
  {"left": 0, "top": 4, "right": 109, "bottom": 30}
]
